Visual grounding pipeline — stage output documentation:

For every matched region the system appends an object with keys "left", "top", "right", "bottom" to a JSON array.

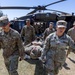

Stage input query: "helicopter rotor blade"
[
  {"left": 45, "top": 9, "right": 69, "bottom": 14},
  {"left": 0, "top": 0, "right": 67, "bottom": 10},
  {"left": 44, "top": 0, "right": 66, "bottom": 7},
  {"left": 0, "top": 6, "right": 36, "bottom": 10},
  {"left": 0, "top": 0, "right": 67, "bottom": 15},
  {"left": 27, "top": 9, "right": 38, "bottom": 15}
]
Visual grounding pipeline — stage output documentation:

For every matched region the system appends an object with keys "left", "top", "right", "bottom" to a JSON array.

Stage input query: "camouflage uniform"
[
  {"left": 42, "top": 20, "right": 75, "bottom": 75},
  {"left": 25, "top": 41, "right": 43, "bottom": 59},
  {"left": 33, "top": 22, "right": 39, "bottom": 34},
  {"left": 43, "top": 28, "right": 55, "bottom": 40},
  {"left": 0, "top": 16, "right": 25, "bottom": 75},
  {"left": 67, "top": 21, "right": 75, "bottom": 42},
  {"left": 42, "top": 32, "right": 75, "bottom": 75},
  {"left": 43, "top": 22, "right": 55, "bottom": 40},
  {"left": 21, "top": 25, "right": 36, "bottom": 46}
]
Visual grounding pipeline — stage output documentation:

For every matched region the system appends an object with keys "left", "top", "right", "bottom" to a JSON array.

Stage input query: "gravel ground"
[{"left": 0, "top": 50, "right": 75, "bottom": 75}]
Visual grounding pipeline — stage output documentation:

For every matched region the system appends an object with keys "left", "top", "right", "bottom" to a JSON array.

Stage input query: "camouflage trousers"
[
  {"left": 43, "top": 50, "right": 66, "bottom": 75},
  {"left": 44, "top": 58, "right": 64, "bottom": 75},
  {"left": 4, "top": 55, "right": 19, "bottom": 75}
]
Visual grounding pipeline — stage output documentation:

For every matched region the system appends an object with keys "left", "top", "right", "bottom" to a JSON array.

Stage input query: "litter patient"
[{"left": 24, "top": 37, "right": 43, "bottom": 59}]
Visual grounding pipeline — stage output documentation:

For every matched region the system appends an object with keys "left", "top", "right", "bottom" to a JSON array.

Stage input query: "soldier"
[
  {"left": 41, "top": 20, "right": 75, "bottom": 75},
  {"left": 21, "top": 18, "right": 36, "bottom": 46},
  {"left": 67, "top": 21, "right": 75, "bottom": 53},
  {"left": 0, "top": 16, "right": 25, "bottom": 75},
  {"left": 43, "top": 22, "right": 55, "bottom": 40},
  {"left": 67, "top": 21, "right": 75, "bottom": 42},
  {"left": 33, "top": 22, "right": 39, "bottom": 34}
]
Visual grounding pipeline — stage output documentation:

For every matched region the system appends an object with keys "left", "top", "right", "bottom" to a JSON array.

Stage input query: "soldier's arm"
[
  {"left": 32, "top": 27, "right": 36, "bottom": 40},
  {"left": 43, "top": 29, "right": 47, "bottom": 40},
  {"left": 17, "top": 33, "right": 25, "bottom": 59},
  {"left": 66, "top": 47, "right": 71, "bottom": 57},
  {"left": 67, "top": 29, "right": 71, "bottom": 36},
  {"left": 41, "top": 36, "right": 50, "bottom": 58},
  {"left": 20, "top": 27, "right": 25, "bottom": 41},
  {"left": 67, "top": 36, "right": 75, "bottom": 56}
]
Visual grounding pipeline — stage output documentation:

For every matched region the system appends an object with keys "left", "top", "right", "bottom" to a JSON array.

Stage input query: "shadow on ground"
[
  {"left": 25, "top": 59, "right": 46, "bottom": 75},
  {"left": 63, "top": 62, "right": 70, "bottom": 70},
  {"left": 68, "top": 57, "right": 75, "bottom": 64}
]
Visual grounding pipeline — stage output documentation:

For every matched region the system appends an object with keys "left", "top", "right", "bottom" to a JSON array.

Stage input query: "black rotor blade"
[
  {"left": 45, "top": 0, "right": 66, "bottom": 7},
  {"left": 27, "top": 9, "right": 38, "bottom": 14},
  {"left": 45, "top": 9, "right": 69, "bottom": 14},
  {"left": 0, "top": 6, "right": 36, "bottom": 10}
]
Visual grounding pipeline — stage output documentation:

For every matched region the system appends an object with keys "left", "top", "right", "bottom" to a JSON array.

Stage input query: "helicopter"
[{"left": 0, "top": 0, "right": 75, "bottom": 34}]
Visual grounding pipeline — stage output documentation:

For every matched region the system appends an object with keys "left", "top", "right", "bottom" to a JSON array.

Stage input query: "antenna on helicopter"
[
  {"left": 0, "top": 10, "right": 3, "bottom": 17},
  {"left": 72, "top": 12, "right": 74, "bottom": 16}
]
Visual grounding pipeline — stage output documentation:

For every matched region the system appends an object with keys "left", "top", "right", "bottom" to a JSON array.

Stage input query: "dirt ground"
[{"left": 0, "top": 50, "right": 75, "bottom": 75}]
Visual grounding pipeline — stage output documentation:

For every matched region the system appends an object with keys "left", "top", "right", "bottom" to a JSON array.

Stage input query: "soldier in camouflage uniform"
[
  {"left": 67, "top": 21, "right": 75, "bottom": 42},
  {"left": 43, "top": 22, "right": 55, "bottom": 40},
  {"left": 41, "top": 20, "right": 75, "bottom": 75},
  {"left": 0, "top": 16, "right": 25, "bottom": 75},
  {"left": 21, "top": 18, "right": 36, "bottom": 46}
]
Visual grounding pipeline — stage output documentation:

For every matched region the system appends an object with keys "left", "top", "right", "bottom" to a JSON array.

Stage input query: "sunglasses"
[{"left": 0, "top": 19, "right": 9, "bottom": 27}]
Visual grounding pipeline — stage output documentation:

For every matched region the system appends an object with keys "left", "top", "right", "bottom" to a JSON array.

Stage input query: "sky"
[{"left": 0, "top": 0, "right": 75, "bottom": 20}]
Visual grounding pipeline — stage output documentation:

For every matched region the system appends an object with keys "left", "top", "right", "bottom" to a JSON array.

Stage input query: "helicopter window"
[
  {"left": 18, "top": 21, "right": 25, "bottom": 29},
  {"left": 10, "top": 20, "right": 25, "bottom": 33},
  {"left": 35, "top": 13, "right": 57, "bottom": 21}
]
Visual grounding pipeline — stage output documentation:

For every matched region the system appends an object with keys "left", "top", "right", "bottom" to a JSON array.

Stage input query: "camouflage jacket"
[
  {"left": 67, "top": 27, "right": 75, "bottom": 42},
  {"left": 43, "top": 28, "right": 55, "bottom": 40},
  {"left": 0, "top": 28, "right": 25, "bottom": 58},
  {"left": 21, "top": 25, "right": 36, "bottom": 45},
  {"left": 42, "top": 32, "right": 75, "bottom": 58}
]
